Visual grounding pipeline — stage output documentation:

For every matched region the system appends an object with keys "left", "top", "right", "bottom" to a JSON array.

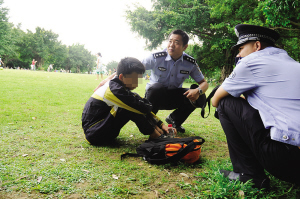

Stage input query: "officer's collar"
[{"left": 165, "top": 52, "right": 184, "bottom": 62}]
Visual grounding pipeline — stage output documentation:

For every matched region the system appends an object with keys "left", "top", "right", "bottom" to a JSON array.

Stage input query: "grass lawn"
[{"left": 0, "top": 69, "right": 299, "bottom": 199}]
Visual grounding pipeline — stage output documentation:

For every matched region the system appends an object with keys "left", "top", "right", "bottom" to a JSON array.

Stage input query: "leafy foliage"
[
  {"left": 0, "top": 3, "right": 95, "bottom": 72},
  {"left": 105, "top": 60, "right": 118, "bottom": 73},
  {"left": 126, "top": 0, "right": 300, "bottom": 81}
]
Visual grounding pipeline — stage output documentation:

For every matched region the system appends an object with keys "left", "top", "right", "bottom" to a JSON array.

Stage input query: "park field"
[{"left": 0, "top": 69, "right": 299, "bottom": 198}]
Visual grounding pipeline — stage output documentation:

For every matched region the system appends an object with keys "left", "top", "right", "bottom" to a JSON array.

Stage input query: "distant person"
[
  {"left": 82, "top": 57, "right": 176, "bottom": 145},
  {"left": 0, "top": 56, "right": 4, "bottom": 68},
  {"left": 47, "top": 64, "right": 53, "bottom": 72},
  {"left": 96, "top": 52, "right": 103, "bottom": 80},
  {"left": 212, "top": 24, "right": 300, "bottom": 189},
  {"left": 31, "top": 59, "right": 37, "bottom": 70}
]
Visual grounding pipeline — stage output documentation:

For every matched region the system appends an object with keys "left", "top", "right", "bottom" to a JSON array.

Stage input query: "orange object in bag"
[{"left": 165, "top": 139, "right": 202, "bottom": 163}]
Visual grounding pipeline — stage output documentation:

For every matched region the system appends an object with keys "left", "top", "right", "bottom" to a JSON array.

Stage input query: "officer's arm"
[
  {"left": 183, "top": 79, "right": 209, "bottom": 101},
  {"left": 212, "top": 86, "right": 229, "bottom": 107},
  {"left": 197, "top": 79, "right": 209, "bottom": 93}
]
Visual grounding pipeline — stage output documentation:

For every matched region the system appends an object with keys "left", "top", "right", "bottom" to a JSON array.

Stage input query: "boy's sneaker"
[
  {"left": 219, "top": 169, "right": 270, "bottom": 190},
  {"left": 165, "top": 115, "right": 185, "bottom": 133}
]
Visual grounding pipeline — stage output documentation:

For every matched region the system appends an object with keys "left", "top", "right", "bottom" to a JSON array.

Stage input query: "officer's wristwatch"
[{"left": 197, "top": 87, "right": 203, "bottom": 95}]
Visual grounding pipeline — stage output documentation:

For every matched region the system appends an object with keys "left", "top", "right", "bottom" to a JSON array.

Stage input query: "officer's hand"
[{"left": 183, "top": 89, "right": 200, "bottom": 102}]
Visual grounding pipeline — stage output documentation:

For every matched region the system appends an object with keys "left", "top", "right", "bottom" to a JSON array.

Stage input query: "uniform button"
[{"left": 282, "top": 135, "right": 289, "bottom": 140}]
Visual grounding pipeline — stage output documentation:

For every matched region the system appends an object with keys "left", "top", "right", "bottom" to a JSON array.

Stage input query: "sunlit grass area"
[{"left": 0, "top": 69, "right": 299, "bottom": 198}]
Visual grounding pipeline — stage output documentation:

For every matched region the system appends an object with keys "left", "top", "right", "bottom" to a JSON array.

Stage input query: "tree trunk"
[{"left": 220, "top": 49, "right": 235, "bottom": 82}]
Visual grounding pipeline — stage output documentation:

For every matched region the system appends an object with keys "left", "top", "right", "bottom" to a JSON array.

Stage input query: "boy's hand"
[
  {"left": 161, "top": 124, "right": 177, "bottom": 136},
  {"left": 155, "top": 125, "right": 163, "bottom": 135}
]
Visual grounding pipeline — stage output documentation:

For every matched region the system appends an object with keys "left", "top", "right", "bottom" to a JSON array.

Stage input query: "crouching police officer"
[
  {"left": 212, "top": 24, "right": 300, "bottom": 189},
  {"left": 142, "top": 29, "right": 209, "bottom": 133}
]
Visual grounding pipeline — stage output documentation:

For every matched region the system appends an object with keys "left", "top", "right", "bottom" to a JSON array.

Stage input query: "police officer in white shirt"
[
  {"left": 212, "top": 24, "right": 300, "bottom": 189},
  {"left": 142, "top": 29, "right": 209, "bottom": 133}
]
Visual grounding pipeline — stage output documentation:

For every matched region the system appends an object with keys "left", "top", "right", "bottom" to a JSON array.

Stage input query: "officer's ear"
[
  {"left": 255, "top": 41, "right": 262, "bottom": 51},
  {"left": 183, "top": 44, "right": 188, "bottom": 51}
]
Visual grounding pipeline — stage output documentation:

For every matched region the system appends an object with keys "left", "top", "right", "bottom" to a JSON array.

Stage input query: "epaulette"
[
  {"left": 153, "top": 51, "right": 167, "bottom": 59},
  {"left": 183, "top": 55, "right": 197, "bottom": 64}
]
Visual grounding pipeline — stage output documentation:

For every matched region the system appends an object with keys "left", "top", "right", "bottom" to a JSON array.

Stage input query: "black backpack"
[{"left": 121, "top": 136, "right": 205, "bottom": 165}]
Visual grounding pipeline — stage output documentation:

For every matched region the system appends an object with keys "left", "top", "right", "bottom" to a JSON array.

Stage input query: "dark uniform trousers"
[
  {"left": 145, "top": 83, "right": 205, "bottom": 126},
  {"left": 82, "top": 98, "right": 155, "bottom": 146},
  {"left": 218, "top": 96, "right": 300, "bottom": 185}
]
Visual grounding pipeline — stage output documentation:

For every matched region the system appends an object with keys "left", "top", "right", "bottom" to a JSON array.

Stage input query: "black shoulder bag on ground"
[{"left": 121, "top": 136, "right": 205, "bottom": 165}]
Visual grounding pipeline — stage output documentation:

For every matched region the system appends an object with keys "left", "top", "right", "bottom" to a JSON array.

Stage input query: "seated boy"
[{"left": 82, "top": 57, "right": 175, "bottom": 145}]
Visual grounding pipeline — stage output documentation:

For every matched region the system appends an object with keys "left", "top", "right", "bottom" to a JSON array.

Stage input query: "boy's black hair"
[
  {"left": 97, "top": 52, "right": 102, "bottom": 57},
  {"left": 117, "top": 57, "right": 145, "bottom": 76},
  {"left": 169, "top": 29, "right": 189, "bottom": 46}
]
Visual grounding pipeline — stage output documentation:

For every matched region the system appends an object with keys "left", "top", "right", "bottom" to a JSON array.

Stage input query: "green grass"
[{"left": 0, "top": 69, "right": 299, "bottom": 198}]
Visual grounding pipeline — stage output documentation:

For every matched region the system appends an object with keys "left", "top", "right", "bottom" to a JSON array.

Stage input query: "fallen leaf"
[
  {"left": 37, "top": 176, "right": 42, "bottom": 183},
  {"left": 138, "top": 163, "right": 143, "bottom": 166},
  {"left": 82, "top": 169, "right": 90, "bottom": 173},
  {"left": 60, "top": 159, "right": 66, "bottom": 162},
  {"left": 112, "top": 174, "right": 118, "bottom": 180},
  {"left": 22, "top": 154, "right": 28, "bottom": 157},
  {"left": 238, "top": 190, "right": 245, "bottom": 199},
  {"left": 130, "top": 135, "right": 134, "bottom": 137},
  {"left": 180, "top": 173, "right": 189, "bottom": 178},
  {"left": 154, "top": 190, "right": 158, "bottom": 198},
  {"left": 32, "top": 117, "right": 37, "bottom": 120},
  {"left": 18, "top": 176, "right": 28, "bottom": 181}
]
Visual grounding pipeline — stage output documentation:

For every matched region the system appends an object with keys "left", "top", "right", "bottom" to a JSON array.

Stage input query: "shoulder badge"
[
  {"left": 153, "top": 51, "right": 167, "bottom": 59},
  {"left": 183, "top": 55, "right": 196, "bottom": 64}
]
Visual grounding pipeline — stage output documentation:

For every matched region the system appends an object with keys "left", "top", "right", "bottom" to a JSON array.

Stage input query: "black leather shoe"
[
  {"left": 220, "top": 170, "right": 270, "bottom": 190},
  {"left": 165, "top": 115, "right": 185, "bottom": 133}
]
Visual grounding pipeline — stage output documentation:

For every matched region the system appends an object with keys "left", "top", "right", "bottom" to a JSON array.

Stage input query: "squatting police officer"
[
  {"left": 212, "top": 24, "right": 300, "bottom": 189},
  {"left": 142, "top": 29, "right": 209, "bottom": 133}
]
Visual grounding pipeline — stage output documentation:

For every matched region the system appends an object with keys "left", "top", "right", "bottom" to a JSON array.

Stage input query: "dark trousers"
[
  {"left": 82, "top": 99, "right": 155, "bottom": 145},
  {"left": 145, "top": 83, "right": 204, "bottom": 126},
  {"left": 217, "top": 96, "right": 300, "bottom": 184}
]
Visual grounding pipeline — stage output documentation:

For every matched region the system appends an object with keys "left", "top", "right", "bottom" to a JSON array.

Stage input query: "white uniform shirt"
[{"left": 222, "top": 47, "right": 300, "bottom": 146}]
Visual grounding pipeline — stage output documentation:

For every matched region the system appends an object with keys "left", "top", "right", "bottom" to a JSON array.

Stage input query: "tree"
[
  {"left": 0, "top": 0, "right": 11, "bottom": 63},
  {"left": 65, "top": 44, "right": 95, "bottom": 73},
  {"left": 15, "top": 27, "right": 63, "bottom": 69},
  {"left": 126, "top": 0, "right": 300, "bottom": 81},
  {"left": 263, "top": 0, "right": 300, "bottom": 30},
  {"left": 126, "top": 0, "right": 237, "bottom": 80},
  {"left": 105, "top": 60, "right": 118, "bottom": 73}
]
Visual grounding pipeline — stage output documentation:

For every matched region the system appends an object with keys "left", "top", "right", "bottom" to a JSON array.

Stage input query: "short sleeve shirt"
[
  {"left": 222, "top": 47, "right": 300, "bottom": 146},
  {"left": 142, "top": 49, "right": 204, "bottom": 90}
]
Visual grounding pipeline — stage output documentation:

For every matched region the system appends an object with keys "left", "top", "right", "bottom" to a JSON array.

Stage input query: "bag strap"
[
  {"left": 201, "top": 85, "right": 220, "bottom": 118},
  {"left": 121, "top": 153, "right": 143, "bottom": 160},
  {"left": 145, "top": 140, "right": 198, "bottom": 165}
]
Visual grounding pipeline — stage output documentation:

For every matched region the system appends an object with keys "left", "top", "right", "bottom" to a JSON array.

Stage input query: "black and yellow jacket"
[{"left": 82, "top": 76, "right": 163, "bottom": 131}]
